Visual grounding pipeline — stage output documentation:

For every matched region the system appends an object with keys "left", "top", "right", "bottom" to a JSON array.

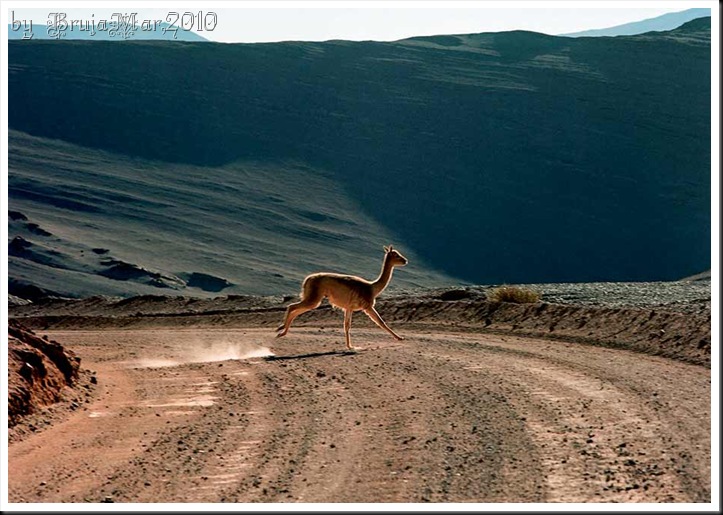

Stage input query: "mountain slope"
[
  {"left": 8, "top": 131, "right": 453, "bottom": 299},
  {"left": 8, "top": 19, "right": 711, "bottom": 297},
  {"left": 561, "top": 8, "right": 710, "bottom": 37}
]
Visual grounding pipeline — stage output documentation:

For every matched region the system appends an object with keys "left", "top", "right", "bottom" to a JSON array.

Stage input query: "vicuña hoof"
[{"left": 395, "top": 336, "right": 404, "bottom": 341}]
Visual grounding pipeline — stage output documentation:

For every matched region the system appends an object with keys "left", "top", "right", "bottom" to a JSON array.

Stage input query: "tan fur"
[{"left": 276, "top": 245, "right": 408, "bottom": 349}]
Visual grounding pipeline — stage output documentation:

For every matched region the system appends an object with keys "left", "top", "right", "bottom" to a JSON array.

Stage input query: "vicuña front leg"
[
  {"left": 364, "top": 306, "right": 404, "bottom": 341},
  {"left": 343, "top": 309, "right": 354, "bottom": 350}
]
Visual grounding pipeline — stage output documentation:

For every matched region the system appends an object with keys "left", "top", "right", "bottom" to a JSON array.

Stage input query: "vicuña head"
[
  {"left": 384, "top": 245, "right": 408, "bottom": 267},
  {"left": 276, "top": 244, "right": 408, "bottom": 350}
]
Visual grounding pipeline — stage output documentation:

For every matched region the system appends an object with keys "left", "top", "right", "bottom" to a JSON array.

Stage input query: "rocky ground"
[{"left": 6, "top": 281, "right": 712, "bottom": 504}]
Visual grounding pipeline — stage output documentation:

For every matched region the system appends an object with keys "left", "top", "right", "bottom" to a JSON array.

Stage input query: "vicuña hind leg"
[
  {"left": 364, "top": 306, "right": 404, "bottom": 341},
  {"left": 276, "top": 298, "right": 321, "bottom": 337}
]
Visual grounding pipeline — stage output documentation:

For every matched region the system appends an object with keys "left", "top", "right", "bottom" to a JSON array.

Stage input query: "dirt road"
[{"left": 7, "top": 325, "right": 711, "bottom": 503}]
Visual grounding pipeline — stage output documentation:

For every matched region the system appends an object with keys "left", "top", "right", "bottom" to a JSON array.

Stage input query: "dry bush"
[{"left": 487, "top": 285, "right": 541, "bottom": 304}]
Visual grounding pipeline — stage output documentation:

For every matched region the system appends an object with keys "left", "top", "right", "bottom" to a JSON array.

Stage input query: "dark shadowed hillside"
[
  {"left": 8, "top": 18, "right": 711, "bottom": 297},
  {"left": 7, "top": 131, "right": 454, "bottom": 299}
]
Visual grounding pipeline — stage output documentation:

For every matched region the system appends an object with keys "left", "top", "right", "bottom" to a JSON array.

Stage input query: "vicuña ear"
[
  {"left": 383, "top": 245, "right": 390, "bottom": 252},
  {"left": 388, "top": 244, "right": 394, "bottom": 251}
]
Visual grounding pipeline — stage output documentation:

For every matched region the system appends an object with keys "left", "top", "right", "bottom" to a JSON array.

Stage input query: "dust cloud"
[{"left": 129, "top": 338, "right": 274, "bottom": 369}]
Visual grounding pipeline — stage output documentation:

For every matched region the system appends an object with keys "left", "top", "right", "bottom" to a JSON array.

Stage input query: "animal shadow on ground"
[{"left": 264, "top": 350, "right": 357, "bottom": 361}]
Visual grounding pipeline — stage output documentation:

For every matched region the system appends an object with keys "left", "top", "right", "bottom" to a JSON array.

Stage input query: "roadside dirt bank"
[{"left": 11, "top": 295, "right": 711, "bottom": 367}]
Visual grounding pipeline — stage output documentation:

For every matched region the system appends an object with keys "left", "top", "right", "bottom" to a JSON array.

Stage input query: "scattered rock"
[
  {"left": 9, "top": 210, "right": 28, "bottom": 221},
  {"left": 183, "top": 272, "right": 232, "bottom": 293},
  {"left": 26, "top": 223, "right": 52, "bottom": 237}
]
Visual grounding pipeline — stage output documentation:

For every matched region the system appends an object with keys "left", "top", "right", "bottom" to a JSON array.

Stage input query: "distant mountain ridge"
[
  {"left": 561, "top": 8, "right": 710, "bottom": 37},
  {"left": 7, "top": 21, "right": 207, "bottom": 41},
  {"left": 8, "top": 19, "right": 711, "bottom": 298}
]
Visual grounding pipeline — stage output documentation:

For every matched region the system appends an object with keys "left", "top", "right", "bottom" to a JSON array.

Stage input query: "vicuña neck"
[{"left": 372, "top": 255, "right": 395, "bottom": 297}]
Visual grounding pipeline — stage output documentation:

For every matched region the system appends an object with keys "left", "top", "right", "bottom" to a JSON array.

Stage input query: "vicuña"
[{"left": 276, "top": 245, "right": 408, "bottom": 349}]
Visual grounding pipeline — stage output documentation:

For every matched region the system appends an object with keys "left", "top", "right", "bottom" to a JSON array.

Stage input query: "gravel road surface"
[{"left": 8, "top": 325, "right": 710, "bottom": 503}]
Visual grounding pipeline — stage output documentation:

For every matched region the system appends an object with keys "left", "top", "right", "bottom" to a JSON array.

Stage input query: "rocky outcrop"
[{"left": 8, "top": 320, "right": 81, "bottom": 426}]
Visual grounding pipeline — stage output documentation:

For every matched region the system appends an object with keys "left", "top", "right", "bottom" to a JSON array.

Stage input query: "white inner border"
[{"left": 1, "top": 0, "right": 719, "bottom": 512}]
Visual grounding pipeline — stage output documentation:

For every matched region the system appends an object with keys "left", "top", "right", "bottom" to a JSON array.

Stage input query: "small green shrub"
[{"left": 487, "top": 285, "right": 540, "bottom": 304}]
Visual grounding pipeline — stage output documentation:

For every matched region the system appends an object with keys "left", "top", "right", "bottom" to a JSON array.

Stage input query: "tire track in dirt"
[
  {"left": 80, "top": 362, "right": 260, "bottom": 503},
  {"left": 215, "top": 339, "right": 428, "bottom": 502},
  {"left": 412, "top": 333, "right": 710, "bottom": 502},
  {"left": 221, "top": 332, "right": 547, "bottom": 502},
  {"left": 7, "top": 327, "right": 710, "bottom": 504},
  {"left": 232, "top": 357, "right": 369, "bottom": 502},
  {"left": 335, "top": 340, "right": 546, "bottom": 502}
]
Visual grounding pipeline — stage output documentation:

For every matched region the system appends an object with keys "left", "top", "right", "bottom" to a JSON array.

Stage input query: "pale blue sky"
[{"left": 8, "top": 6, "right": 706, "bottom": 43}]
